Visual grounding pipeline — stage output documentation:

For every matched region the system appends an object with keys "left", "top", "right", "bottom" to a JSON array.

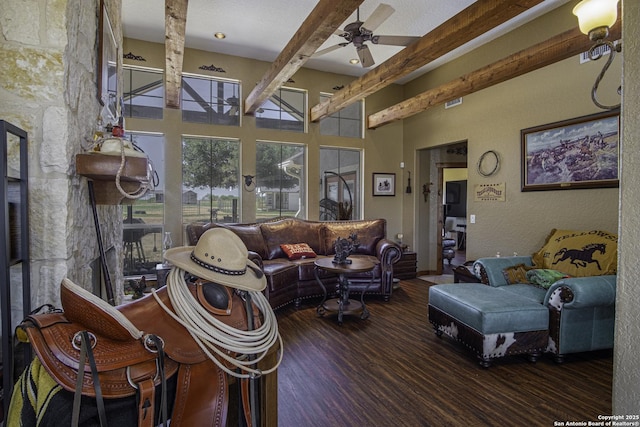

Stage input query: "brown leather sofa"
[{"left": 186, "top": 217, "right": 402, "bottom": 310}]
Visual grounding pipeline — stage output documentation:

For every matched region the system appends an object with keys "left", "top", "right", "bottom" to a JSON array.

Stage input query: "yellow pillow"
[
  {"left": 532, "top": 229, "right": 617, "bottom": 277},
  {"left": 502, "top": 263, "right": 534, "bottom": 284}
]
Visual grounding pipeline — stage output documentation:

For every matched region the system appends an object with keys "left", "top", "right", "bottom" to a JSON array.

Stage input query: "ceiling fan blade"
[
  {"left": 313, "top": 43, "right": 348, "bottom": 58},
  {"left": 371, "top": 35, "right": 420, "bottom": 46},
  {"left": 357, "top": 44, "right": 375, "bottom": 68},
  {"left": 361, "top": 3, "right": 395, "bottom": 32}
]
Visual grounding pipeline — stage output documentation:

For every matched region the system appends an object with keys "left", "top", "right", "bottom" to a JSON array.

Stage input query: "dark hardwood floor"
[{"left": 275, "top": 279, "right": 612, "bottom": 427}]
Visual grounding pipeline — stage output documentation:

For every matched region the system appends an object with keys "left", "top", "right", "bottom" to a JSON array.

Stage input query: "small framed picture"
[{"left": 373, "top": 173, "right": 395, "bottom": 196}]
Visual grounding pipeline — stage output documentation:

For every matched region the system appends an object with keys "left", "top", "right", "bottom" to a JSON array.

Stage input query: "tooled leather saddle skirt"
[{"left": 18, "top": 277, "right": 259, "bottom": 426}]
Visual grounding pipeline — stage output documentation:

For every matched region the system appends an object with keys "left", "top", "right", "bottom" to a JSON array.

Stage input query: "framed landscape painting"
[{"left": 521, "top": 110, "right": 620, "bottom": 191}]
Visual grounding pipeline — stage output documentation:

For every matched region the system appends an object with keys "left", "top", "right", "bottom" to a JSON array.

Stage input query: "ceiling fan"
[
  {"left": 313, "top": 3, "right": 420, "bottom": 68},
  {"left": 212, "top": 95, "right": 240, "bottom": 116}
]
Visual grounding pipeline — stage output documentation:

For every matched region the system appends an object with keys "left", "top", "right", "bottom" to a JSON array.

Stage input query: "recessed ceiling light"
[
  {"left": 214, "top": 32, "right": 226, "bottom": 39},
  {"left": 349, "top": 58, "right": 359, "bottom": 65}
]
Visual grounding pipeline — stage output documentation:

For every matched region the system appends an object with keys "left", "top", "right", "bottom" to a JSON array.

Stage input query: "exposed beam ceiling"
[
  {"left": 244, "top": 0, "right": 365, "bottom": 115},
  {"left": 309, "top": 0, "right": 545, "bottom": 123},
  {"left": 165, "top": 0, "right": 188, "bottom": 109},
  {"left": 155, "top": 0, "right": 580, "bottom": 120},
  {"left": 368, "top": 20, "right": 622, "bottom": 129}
]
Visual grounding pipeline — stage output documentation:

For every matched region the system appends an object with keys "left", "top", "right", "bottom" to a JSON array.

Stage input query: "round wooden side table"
[{"left": 314, "top": 257, "right": 375, "bottom": 325}]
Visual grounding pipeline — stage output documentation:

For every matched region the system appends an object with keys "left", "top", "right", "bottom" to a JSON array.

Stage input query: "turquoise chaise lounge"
[{"left": 428, "top": 229, "right": 617, "bottom": 366}]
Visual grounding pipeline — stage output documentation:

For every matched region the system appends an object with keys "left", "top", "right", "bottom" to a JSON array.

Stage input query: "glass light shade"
[{"left": 573, "top": 0, "right": 619, "bottom": 35}]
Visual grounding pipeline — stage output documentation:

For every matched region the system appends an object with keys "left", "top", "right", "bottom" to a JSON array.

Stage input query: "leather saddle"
[{"left": 19, "top": 277, "right": 260, "bottom": 427}]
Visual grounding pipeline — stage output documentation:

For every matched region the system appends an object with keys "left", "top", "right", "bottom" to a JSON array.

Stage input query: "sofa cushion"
[
  {"left": 217, "top": 223, "right": 269, "bottom": 259},
  {"left": 261, "top": 218, "right": 324, "bottom": 260},
  {"left": 322, "top": 219, "right": 385, "bottom": 256},
  {"left": 532, "top": 229, "right": 618, "bottom": 277},
  {"left": 526, "top": 269, "right": 569, "bottom": 289},
  {"left": 261, "top": 260, "right": 299, "bottom": 293},
  {"left": 429, "top": 284, "right": 549, "bottom": 334},
  {"left": 290, "top": 257, "right": 333, "bottom": 282},
  {"left": 502, "top": 263, "right": 534, "bottom": 284},
  {"left": 280, "top": 243, "right": 317, "bottom": 260},
  {"left": 497, "top": 283, "right": 546, "bottom": 304}
]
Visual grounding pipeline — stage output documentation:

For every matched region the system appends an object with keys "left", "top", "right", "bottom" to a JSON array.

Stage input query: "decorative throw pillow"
[
  {"left": 280, "top": 243, "right": 317, "bottom": 260},
  {"left": 526, "top": 269, "right": 570, "bottom": 289},
  {"left": 502, "top": 263, "right": 534, "bottom": 284},
  {"left": 531, "top": 229, "right": 618, "bottom": 277}
]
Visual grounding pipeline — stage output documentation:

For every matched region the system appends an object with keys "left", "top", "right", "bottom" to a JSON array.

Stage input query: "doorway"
[
  {"left": 438, "top": 164, "right": 468, "bottom": 274},
  {"left": 416, "top": 141, "right": 468, "bottom": 276}
]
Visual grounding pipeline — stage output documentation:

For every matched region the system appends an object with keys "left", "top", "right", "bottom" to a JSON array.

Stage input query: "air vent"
[
  {"left": 579, "top": 41, "right": 618, "bottom": 64},
  {"left": 445, "top": 97, "right": 463, "bottom": 109}
]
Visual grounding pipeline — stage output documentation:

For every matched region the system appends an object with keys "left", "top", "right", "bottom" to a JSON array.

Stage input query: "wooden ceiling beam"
[
  {"left": 309, "top": 0, "right": 544, "bottom": 122},
  {"left": 165, "top": 0, "right": 188, "bottom": 109},
  {"left": 244, "top": 0, "right": 364, "bottom": 115},
  {"left": 367, "top": 21, "right": 622, "bottom": 129}
]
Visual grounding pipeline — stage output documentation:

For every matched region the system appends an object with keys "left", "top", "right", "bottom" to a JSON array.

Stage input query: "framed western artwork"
[
  {"left": 372, "top": 173, "right": 395, "bottom": 196},
  {"left": 521, "top": 110, "right": 620, "bottom": 191}
]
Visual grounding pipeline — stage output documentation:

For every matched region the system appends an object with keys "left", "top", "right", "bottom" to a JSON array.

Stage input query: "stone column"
[{"left": 0, "top": 0, "right": 125, "bottom": 308}]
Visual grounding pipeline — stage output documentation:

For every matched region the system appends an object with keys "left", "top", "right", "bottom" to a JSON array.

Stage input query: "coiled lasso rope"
[
  {"left": 113, "top": 138, "right": 155, "bottom": 200},
  {"left": 152, "top": 267, "right": 283, "bottom": 379}
]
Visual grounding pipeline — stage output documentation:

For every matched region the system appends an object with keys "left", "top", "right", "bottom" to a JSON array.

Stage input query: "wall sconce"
[
  {"left": 573, "top": 0, "right": 621, "bottom": 110},
  {"left": 242, "top": 174, "right": 256, "bottom": 192},
  {"left": 406, "top": 171, "right": 412, "bottom": 194}
]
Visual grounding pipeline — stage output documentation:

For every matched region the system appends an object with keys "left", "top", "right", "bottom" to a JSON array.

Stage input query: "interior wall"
[
  {"left": 404, "top": 2, "right": 620, "bottom": 272},
  {"left": 123, "top": 39, "right": 406, "bottom": 245}
]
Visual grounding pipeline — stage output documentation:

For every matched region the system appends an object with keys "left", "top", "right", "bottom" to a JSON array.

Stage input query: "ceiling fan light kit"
[{"left": 313, "top": 3, "right": 420, "bottom": 68}]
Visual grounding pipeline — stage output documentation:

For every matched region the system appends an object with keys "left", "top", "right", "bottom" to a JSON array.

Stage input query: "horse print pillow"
[{"left": 531, "top": 229, "right": 618, "bottom": 277}]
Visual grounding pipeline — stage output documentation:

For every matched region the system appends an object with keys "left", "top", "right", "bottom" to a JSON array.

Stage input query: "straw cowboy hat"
[{"left": 163, "top": 228, "right": 266, "bottom": 291}]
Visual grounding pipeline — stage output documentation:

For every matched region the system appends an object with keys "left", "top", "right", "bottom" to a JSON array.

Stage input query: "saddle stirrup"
[{"left": 72, "top": 331, "right": 108, "bottom": 427}]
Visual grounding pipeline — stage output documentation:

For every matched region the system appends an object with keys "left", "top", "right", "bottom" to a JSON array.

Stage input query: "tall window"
[
  {"left": 182, "top": 137, "right": 240, "bottom": 225},
  {"left": 122, "top": 132, "right": 165, "bottom": 277},
  {"left": 256, "top": 87, "right": 307, "bottom": 133},
  {"left": 319, "top": 147, "right": 362, "bottom": 220},
  {"left": 122, "top": 66, "right": 164, "bottom": 119},
  {"left": 256, "top": 141, "right": 306, "bottom": 220},
  {"left": 181, "top": 74, "right": 241, "bottom": 126},
  {"left": 319, "top": 93, "right": 364, "bottom": 138}
]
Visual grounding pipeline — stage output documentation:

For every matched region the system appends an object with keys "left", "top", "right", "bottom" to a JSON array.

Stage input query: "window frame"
[
  {"left": 255, "top": 87, "right": 308, "bottom": 133},
  {"left": 181, "top": 135, "right": 242, "bottom": 225},
  {"left": 319, "top": 146, "right": 363, "bottom": 221},
  {"left": 255, "top": 140, "right": 307, "bottom": 220},
  {"left": 121, "top": 131, "right": 166, "bottom": 278},
  {"left": 122, "top": 65, "right": 165, "bottom": 120},
  {"left": 181, "top": 72, "right": 242, "bottom": 127},
  {"left": 319, "top": 92, "right": 364, "bottom": 139}
]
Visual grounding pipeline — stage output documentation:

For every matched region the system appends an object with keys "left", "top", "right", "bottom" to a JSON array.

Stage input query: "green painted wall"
[{"left": 401, "top": 1, "right": 621, "bottom": 272}]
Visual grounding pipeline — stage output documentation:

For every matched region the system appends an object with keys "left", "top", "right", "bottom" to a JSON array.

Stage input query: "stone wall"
[
  {"left": 613, "top": 0, "right": 640, "bottom": 413},
  {"left": 0, "top": 0, "right": 125, "bottom": 308}
]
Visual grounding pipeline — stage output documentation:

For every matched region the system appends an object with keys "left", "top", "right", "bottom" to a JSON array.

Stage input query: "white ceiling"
[{"left": 122, "top": 0, "right": 571, "bottom": 84}]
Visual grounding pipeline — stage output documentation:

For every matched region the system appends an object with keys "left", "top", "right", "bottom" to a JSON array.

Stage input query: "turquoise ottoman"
[{"left": 428, "top": 283, "right": 549, "bottom": 367}]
